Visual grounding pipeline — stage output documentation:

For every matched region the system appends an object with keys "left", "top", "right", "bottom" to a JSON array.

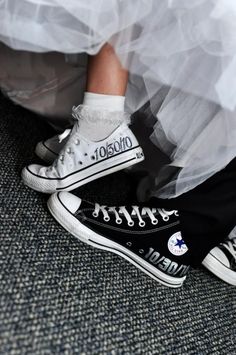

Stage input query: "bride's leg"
[
  {"left": 22, "top": 42, "right": 144, "bottom": 193},
  {"left": 87, "top": 43, "right": 128, "bottom": 96},
  {"left": 34, "top": 43, "right": 129, "bottom": 163},
  {"left": 79, "top": 42, "right": 130, "bottom": 141}
]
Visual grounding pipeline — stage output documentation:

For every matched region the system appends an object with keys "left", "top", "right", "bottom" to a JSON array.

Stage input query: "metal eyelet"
[
  {"left": 103, "top": 216, "right": 110, "bottom": 222},
  {"left": 139, "top": 221, "right": 145, "bottom": 227},
  {"left": 152, "top": 219, "right": 158, "bottom": 225},
  {"left": 128, "top": 221, "right": 134, "bottom": 227},
  {"left": 92, "top": 212, "right": 98, "bottom": 218},
  {"left": 116, "top": 218, "right": 122, "bottom": 224}
]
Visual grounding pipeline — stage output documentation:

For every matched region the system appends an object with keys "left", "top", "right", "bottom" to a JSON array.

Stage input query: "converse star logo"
[{"left": 168, "top": 232, "right": 188, "bottom": 256}]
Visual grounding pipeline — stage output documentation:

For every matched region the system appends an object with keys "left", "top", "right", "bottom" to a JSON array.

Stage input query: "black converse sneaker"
[
  {"left": 22, "top": 112, "right": 144, "bottom": 194},
  {"left": 35, "top": 128, "right": 72, "bottom": 164},
  {"left": 202, "top": 237, "right": 236, "bottom": 286},
  {"left": 48, "top": 192, "right": 191, "bottom": 288}
]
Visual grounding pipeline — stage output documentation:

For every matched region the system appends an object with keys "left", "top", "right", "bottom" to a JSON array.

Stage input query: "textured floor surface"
[{"left": 0, "top": 94, "right": 236, "bottom": 355}]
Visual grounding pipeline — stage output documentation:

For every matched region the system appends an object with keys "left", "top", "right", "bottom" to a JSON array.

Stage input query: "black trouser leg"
[{"left": 151, "top": 158, "right": 236, "bottom": 267}]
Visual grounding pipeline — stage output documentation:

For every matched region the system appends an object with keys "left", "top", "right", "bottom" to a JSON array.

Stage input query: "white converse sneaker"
[
  {"left": 35, "top": 128, "right": 72, "bottom": 164},
  {"left": 202, "top": 237, "right": 236, "bottom": 286},
  {"left": 22, "top": 122, "right": 144, "bottom": 194}
]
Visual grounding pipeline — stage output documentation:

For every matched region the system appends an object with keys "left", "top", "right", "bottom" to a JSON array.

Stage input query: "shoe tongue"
[{"left": 80, "top": 199, "right": 94, "bottom": 210}]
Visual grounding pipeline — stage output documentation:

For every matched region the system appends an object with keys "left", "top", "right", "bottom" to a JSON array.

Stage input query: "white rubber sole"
[
  {"left": 35, "top": 142, "right": 58, "bottom": 164},
  {"left": 202, "top": 253, "right": 236, "bottom": 286},
  {"left": 47, "top": 193, "right": 186, "bottom": 288},
  {"left": 23, "top": 147, "right": 144, "bottom": 194}
]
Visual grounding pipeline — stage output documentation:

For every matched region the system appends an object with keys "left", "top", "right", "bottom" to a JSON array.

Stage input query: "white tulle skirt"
[{"left": 1, "top": 0, "right": 236, "bottom": 198}]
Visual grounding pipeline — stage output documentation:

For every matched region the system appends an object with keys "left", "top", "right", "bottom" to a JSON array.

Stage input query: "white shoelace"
[
  {"left": 58, "top": 128, "right": 72, "bottom": 143},
  {"left": 45, "top": 128, "right": 74, "bottom": 172},
  {"left": 222, "top": 239, "right": 236, "bottom": 259},
  {"left": 54, "top": 126, "right": 81, "bottom": 167},
  {"left": 92, "top": 204, "right": 178, "bottom": 227}
]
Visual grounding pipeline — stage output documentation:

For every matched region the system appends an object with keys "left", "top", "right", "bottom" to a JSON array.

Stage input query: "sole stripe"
[
  {"left": 56, "top": 156, "right": 136, "bottom": 190},
  {"left": 27, "top": 145, "right": 140, "bottom": 181}
]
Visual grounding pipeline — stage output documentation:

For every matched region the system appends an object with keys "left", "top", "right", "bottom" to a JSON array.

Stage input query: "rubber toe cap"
[{"left": 57, "top": 192, "right": 82, "bottom": 214}]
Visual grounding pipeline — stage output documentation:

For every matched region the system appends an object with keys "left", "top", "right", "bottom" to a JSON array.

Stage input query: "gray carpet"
[{"left": 0, "top": 93, "right": 236, "bottom": 355}]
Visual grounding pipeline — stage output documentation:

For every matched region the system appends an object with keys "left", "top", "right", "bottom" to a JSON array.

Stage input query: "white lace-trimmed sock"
[
  {"left": 83, "top": 92, "right": 125, "bottom": 112},
  {"left": 76, "top": 92, "right": 127, "bottom": 141}
]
